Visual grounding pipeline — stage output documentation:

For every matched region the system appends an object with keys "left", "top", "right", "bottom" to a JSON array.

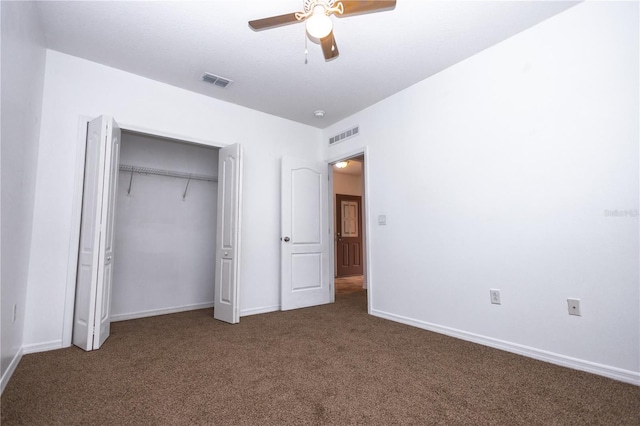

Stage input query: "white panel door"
[
  {"left": 214, "top": 143, "right": 243, "bottom": 323},
  {"left": 281, "top": 157, "right": 330, "bottom": 310},
  {"left": 73, "top": 116, "right": 121, "bottom": 351}
]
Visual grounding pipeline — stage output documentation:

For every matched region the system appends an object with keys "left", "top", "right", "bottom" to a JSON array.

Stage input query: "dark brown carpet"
[{"left": 2, "top": 290, "right": 639, "bottom": 425}]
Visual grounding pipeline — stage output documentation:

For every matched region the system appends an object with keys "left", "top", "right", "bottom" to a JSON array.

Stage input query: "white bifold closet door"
[
  {"left": 214, "top": 143, "right": 243, "bottom": 324},
  {"left": 280, "top": 157, "right": 330, "bottom": 310},
  {"left": 73, "top": 116, "right": 121, "bottom": 351}
]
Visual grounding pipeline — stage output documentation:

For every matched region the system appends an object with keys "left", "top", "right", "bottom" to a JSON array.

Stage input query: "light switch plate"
[
  {"left": 567, "top": 298, "right": 581, "bottom": 316},
  {"left": 378, "top": 215, "right": 387, "bottom": 225}
]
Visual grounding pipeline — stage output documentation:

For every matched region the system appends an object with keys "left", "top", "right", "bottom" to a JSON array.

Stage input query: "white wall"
[
  {"left": 112, "top": 132, "right": 218, "bottom": 320},
  {"left": 323, "top": 2, "right": 639, "bottom": 383},
  {"left": 334, "top": 170, "right": 363, "bottom": 197},
  {"left": 23, "top": 50, "right": 322, "bottom": 351},
  {"left": 0, "top": 1, "right": 46, "bottom": 390}
]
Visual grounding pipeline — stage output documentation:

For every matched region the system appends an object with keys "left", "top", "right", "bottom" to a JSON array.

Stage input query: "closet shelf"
[{"left": 119, "top": 164, "right": 217, "bottom": 182}]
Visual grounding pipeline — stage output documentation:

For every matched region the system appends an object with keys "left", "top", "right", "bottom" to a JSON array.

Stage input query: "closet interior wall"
[{"left": 112, "top": 131, "right": 219, "bottom": 321}]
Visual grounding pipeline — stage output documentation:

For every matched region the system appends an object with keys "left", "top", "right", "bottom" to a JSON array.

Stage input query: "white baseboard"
[
  {"left": 241, "top": 304, "right": 280, "bottom": 317},
  {"left": 111, "top": 302, "right": 215, "bottom": 322},
  {"left": 22, "top": 339, "right": 64, "bottom": 355},
  {"left": 370, "top": 308, "right": 640, "bottom": 386},
  {"left": 1, "top": 347, "right": 23, "bottom": 395}
]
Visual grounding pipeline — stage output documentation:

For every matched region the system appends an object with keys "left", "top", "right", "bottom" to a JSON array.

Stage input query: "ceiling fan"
[{"left": 249, "top": 0, "right": 397, "bottom": 61}]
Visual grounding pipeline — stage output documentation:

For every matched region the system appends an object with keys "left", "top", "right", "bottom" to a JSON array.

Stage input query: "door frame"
[
  {"left": 326, "top": 147, "right": 372, "bottom": 311},
  {"left": 62, "top": 117, "right": 230, "bottom": 347}
]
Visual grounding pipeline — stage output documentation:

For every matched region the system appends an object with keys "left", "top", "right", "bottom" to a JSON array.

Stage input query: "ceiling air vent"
[
  {"left": 202, "top": 72, "right": 233, "bottom": 88},
  {"left": 329, "top": 125, "right": 359, "bottom": 146}
]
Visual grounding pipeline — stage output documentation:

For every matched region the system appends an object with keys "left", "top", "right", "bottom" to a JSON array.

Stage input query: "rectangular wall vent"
[
  {"left": 329, "top": 125, "right": 359, "bottom": 145},
  {"left": 202, "top": 72, "right": 233, "bottom": 88}
]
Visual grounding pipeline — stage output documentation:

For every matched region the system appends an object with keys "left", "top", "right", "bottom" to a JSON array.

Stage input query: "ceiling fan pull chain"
[{"left": 304, "top": 33, "right": 309, "bottom": 64}]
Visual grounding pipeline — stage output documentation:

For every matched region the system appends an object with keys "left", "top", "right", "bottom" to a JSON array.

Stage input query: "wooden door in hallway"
[{"left": 336, "top": 194, "right": 363, "bottom": 277}]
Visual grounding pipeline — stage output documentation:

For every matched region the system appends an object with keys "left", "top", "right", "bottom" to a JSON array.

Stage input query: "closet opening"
[{"left": 111, "top": 130, "right": 220, "bottom": 322}]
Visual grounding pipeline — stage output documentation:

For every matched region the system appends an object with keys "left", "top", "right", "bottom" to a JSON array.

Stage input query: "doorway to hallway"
[{"left": 332, "top": 156, "right": 366, "bottom": 299}]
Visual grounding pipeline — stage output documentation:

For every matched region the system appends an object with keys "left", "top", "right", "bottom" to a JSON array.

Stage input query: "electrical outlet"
[
  {"left": 12, "top": 304, "right": 17, "bottom": 323},
  {"left": 567, "top": 298, "right": 581, "bottom": 316},
  {"left": 490, "top": 289, "right": 501, "bottom": 305}
]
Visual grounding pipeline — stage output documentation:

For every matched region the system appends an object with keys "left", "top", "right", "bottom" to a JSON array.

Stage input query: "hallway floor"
[{"left": 334, "top": 275, "right": 365, "bottom": 295}]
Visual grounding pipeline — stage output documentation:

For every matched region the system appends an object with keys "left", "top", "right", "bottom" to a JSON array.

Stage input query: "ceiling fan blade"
[
  {"left": 338, "top": 1, "right": 396, "bottom": 17},
  {"left": 249, "top": 13, "right": 300, "bottom": 31},
  {"left": 321, "top": 31, "right": 339, "bottom": 61}
]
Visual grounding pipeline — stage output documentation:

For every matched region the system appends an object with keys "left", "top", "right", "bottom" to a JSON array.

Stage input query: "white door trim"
[
  {"left": 326, "top": 146, "right": 373, "bottom": 313},
  {"left": 63, "top": 116, "right": 231, "bottom": 347}
]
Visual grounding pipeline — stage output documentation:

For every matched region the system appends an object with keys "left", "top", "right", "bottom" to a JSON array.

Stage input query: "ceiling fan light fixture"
[{"left": 306, "top": 5, "right": 333, "bottom": 39}]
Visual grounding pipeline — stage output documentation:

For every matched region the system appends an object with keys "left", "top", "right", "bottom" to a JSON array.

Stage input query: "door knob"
[{"left": 283, "top": 237, "right": 290, "bottom": 242}]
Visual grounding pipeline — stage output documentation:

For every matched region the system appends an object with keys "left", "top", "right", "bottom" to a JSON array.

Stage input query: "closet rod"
[{"left": 119, "top": 164, "right": 217, "bottom": 182}]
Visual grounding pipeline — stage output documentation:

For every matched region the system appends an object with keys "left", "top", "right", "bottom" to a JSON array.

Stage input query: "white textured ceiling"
[{"left": 34, "top": 0, "right": 578, "bottom": 128}]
